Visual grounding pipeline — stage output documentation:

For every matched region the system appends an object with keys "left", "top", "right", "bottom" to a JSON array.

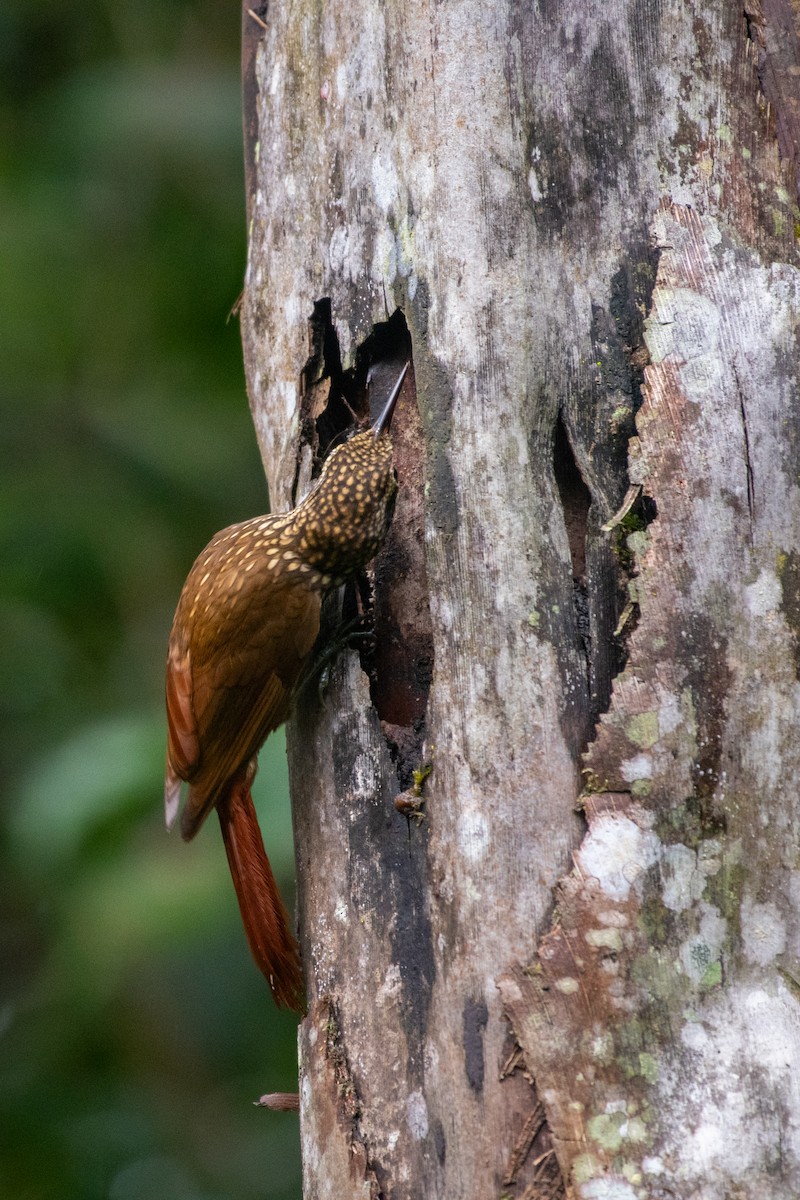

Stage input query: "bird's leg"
[{"left": 295, "top": 575, "right": 379, "bottom": 702}]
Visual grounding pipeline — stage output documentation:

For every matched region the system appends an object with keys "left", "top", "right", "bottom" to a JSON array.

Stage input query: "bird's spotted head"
[
  {"left": 295, "top": 362, "right": 408, "bottom": 582},
  {"left": 297, "top": 425, "right": 397, "bottom": 579}
]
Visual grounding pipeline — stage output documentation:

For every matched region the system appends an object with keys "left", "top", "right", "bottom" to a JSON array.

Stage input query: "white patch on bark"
[
  {"left": 577, "top": 814, "right": 661, "bottom": 901},
  {"left": 741, "top": 897, "right": 787, "bottom": 966},
  {"left": 457, "top": 808, "right": 490, "bottom": 865},
  {"left": 744, "top": 569, "right": 782, "bottom": 617},
  {"left": 664, "top": 982, "right": 800, "bottom": 1190},
  {"left": 376, "top": 963, "right": 402, "bottom": 1006},
  {"left": 661, "top": 843, "right": 714, "bottom": 912},
  {"left": 371, "top": 150, "right": 400, "bottom": 213},
  {"left": 527, "top": 167, "right": 543, "bottom": 202},
  {"left": 578, "top": 1177, "right": 638, "bottom": 1200},
  {"left": 405, "top": 1091, "right": 429, "bottom": 1140},
  {"left": 620, "top": 753, "right": 653, "bottom": 781}
]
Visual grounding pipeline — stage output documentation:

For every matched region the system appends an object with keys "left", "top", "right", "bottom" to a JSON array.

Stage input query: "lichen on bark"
[{"left": 500, "top": 202, "right": 800, "bottom": 1198}]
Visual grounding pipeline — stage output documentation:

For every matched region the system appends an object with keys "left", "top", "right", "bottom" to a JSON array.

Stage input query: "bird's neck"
[{"left": 288, "top": 488, "right": 384, "bottom": 589}]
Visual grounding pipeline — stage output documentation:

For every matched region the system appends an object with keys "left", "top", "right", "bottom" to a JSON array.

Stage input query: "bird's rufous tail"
[{"left": 217, "top": 774, "right": 305, "bottom": 1012}]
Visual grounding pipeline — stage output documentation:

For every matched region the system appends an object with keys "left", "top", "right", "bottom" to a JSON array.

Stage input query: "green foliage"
[{"left": 1, "top": 5, "right": 301, "bottom": 1196}]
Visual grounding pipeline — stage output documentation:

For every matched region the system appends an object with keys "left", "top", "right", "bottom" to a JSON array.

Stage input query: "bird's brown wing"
[
  {"left": 164, "top": 642, "right": 197, "bottom": 829},
  {"left": 168, "top": 579, "right": 322, "bottom": 841}
]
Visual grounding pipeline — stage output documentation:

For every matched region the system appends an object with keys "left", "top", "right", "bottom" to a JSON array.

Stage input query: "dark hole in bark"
[
  {"left": 297, "top": 299, "right": 350, "bottom": 493},
  {"left": 641, "top": 493, "right": 657, "bottom": 523},
  {"left": 553, "top": 413, "right": 591, "bottom": 583},
  {"left": 553, "top": 412, "right": 593, "bottom": 706},
  {"left": 300, "top": 301, "right": 411, "bottom": 465},
  {"left": 353, "top": 315, "right": 434, "bottom": 788},
  {"left": 301, "top": 304, "right": 433, "bottom": 789}
]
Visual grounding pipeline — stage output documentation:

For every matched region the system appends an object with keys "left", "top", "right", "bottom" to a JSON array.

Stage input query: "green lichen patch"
[
  {"left": 626, "top": 529, "right": 649, "bottom": 559},
  {"left": 626, "top": 711, "right": 659, "bottom": 749},
  {"left": 587, "top": 1110, "right": 649, "bottom": 1156},
  {"left": 700, "top": 959, "right": 722, "bottom": 988},
  {"left": 631, "top": 942, "right": 690, "bottom": 1010},
  {"left": 572, "top": 1153, "right": 604, "bottom": 1184},
  {"left": 587, "top": 1112, "right": 626, "bottom": 1153},
  {"left": 638, "top": 1052, "right": 659, "bottom": 1083}
]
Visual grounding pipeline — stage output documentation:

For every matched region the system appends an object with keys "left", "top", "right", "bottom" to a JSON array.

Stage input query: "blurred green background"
[{"left": 1, "top": 3, "right": 301, "bottom": 1197}]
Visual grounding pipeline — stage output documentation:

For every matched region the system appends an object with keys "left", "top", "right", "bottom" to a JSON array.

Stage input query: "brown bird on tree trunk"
[{"left": 164, "top": 362, "right": 408, "bottom": 1010}]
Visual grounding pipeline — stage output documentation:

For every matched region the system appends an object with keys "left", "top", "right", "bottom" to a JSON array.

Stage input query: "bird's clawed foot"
[{"left": 300, "top": 617, "right": 376, "bottom": 702}]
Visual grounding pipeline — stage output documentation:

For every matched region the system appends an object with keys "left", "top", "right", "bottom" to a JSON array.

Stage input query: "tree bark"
[{"left": 240, "top": 1, "right": 800, "bottom": 1196}]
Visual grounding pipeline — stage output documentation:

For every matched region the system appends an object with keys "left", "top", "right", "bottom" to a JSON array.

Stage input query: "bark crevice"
[
  {"left": 319, "top": 994, "right": 385, "bottom": 1199},
  {"left": 733, "top": 360, "right": 756, "bottom": 528},
  {"left": 553, "top": 411, "right": 592, "bottom": 707}
]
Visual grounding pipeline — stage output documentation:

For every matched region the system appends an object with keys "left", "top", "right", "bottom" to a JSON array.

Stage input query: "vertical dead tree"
[{"left": 240, "top": 1, "right": 800, "bottom": 1196}]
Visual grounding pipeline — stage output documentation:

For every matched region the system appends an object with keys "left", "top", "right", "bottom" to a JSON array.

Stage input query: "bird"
[{"left": 163, "top": 361, "right": 408, "bottom": 1011}]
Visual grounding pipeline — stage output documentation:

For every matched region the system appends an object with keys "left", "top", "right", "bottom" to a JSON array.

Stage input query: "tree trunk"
[{"left": 240, "top": 1, "right": 800, "bottom": 1196}]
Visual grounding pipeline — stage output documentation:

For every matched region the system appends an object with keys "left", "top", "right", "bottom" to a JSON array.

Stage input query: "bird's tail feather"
[{"left": 217, "top": 777, "right": 305, "bottom": 1012}]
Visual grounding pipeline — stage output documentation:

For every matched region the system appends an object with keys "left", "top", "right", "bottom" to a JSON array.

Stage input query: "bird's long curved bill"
[{"left": 373, "top": 360, "right": 410, "bottom": 437}]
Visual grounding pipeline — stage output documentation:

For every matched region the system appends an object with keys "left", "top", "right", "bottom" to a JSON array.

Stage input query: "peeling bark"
[{"left": 240, "top": 0, "right": 800, "bottom": 1196}]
